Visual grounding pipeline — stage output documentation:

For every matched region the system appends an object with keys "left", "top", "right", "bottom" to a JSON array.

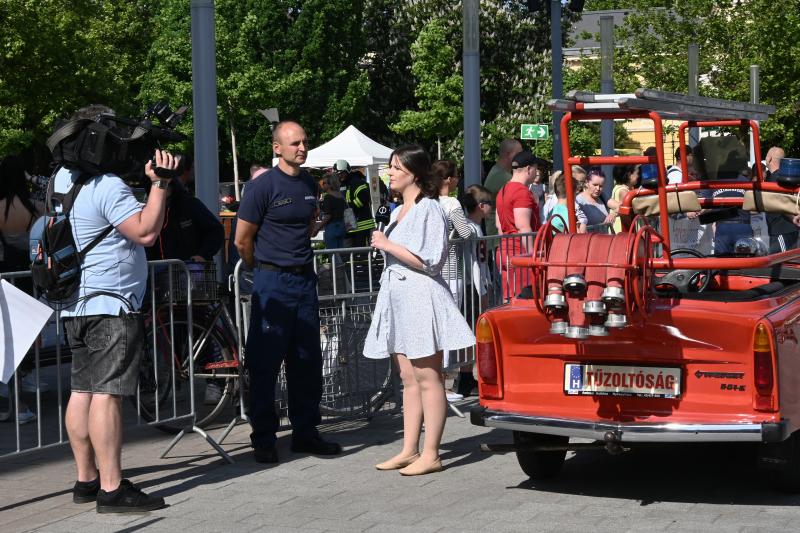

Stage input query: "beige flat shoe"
[
  {"left": 375, "top": 453, "right": 420, "bottom": 471},
  {"left": 398, "top": 456, "right": 443, "bottom": 476}
]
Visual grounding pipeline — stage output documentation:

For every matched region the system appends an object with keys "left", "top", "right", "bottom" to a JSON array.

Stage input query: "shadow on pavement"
[{"left": 509, "top": 442, "right": 800, "bottom": 506}]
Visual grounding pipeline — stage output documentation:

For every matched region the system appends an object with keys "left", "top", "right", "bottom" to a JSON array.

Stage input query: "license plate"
[{"left": 564, "top": 364, "right": 681, "bottom": 399}]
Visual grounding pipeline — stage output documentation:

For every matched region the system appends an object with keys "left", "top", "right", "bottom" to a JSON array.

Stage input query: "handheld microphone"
[{"left": 372, "top": 205, "right": 392, "bottom": 260}]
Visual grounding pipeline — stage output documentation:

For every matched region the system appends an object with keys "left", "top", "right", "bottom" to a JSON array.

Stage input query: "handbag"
[{"left": 343, "top": 207, "right": 357, "bottom": 232}]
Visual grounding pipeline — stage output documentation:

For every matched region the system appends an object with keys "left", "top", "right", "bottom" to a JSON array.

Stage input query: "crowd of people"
[{"left": 3, "top": 105, "right": 800, "bottom": 513}]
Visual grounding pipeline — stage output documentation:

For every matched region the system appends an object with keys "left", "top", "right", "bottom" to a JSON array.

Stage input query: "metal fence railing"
[
  {"left": 1, "top": 233, "right": 543, "bottom": 460},
  {"left": 0, "top": 260, "right": 231, "bottom": 463},
  {"left": 221, "top": 232, "right": 539, "bottom": 430}
]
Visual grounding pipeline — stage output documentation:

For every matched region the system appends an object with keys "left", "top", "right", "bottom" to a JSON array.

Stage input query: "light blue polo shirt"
[{"left": 53, "top": 167, "right": 146, "bottom": 317}]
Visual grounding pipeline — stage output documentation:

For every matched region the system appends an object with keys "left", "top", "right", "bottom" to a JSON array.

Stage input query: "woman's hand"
[
  {"left": 371, "top": 230, "right": 390, "bottom": 251},
  {"left": 603, "top": 211, "right": 617, "bottom": 224}
]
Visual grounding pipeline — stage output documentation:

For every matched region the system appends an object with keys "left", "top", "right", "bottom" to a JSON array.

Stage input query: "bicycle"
[
  {"left": 132, "top": 262, "right": 240, "bottom": 433},
  {"left": 134, "top": 258, "right": 396, "bottom": 434}
]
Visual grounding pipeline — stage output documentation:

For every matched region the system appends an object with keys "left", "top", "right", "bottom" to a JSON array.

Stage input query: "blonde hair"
[
  {"left": 466, "top": 184, "right": 492, "bottom": 204},
  {"left": 548, "top": 170, "right": 563, "bottom": 189}
]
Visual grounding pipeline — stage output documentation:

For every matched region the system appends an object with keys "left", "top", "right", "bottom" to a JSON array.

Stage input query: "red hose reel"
[{"left": 532, "top": 225, "right": 653, "bottom": 339}]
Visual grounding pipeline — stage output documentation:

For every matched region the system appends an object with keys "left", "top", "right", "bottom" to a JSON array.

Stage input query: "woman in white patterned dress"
[{"left": 364, "top": 145, "right": 475, "bottom": 476}]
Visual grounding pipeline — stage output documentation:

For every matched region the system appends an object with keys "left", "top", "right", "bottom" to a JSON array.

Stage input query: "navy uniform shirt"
[
  {"left": 237, "top": 166, "right": 318, "bottom": 266},
  {"left": 698, "top": 175, "right": 751, "bottom": 225}
]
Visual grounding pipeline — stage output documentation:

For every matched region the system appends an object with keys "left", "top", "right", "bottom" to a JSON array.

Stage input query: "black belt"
[{"left": 258, "top": 262, "right": 314, "bottom": 275}]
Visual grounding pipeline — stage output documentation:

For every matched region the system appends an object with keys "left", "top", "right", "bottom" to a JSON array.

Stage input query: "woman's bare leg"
[
  {"left": 376, "top": 354, "right": 422, "bottom": 467},
  {"left": 412, "top": 351, "right": 446, "bottom": 462}
]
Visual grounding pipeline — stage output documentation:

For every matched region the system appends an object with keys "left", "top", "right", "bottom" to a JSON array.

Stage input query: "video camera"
[{"left": 46, "top": 101, "right": 188, "bottom": 182}]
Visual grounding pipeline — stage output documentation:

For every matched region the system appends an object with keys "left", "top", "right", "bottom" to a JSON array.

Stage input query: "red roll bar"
[
  {"left": 677, "top": 120, "right": 764, "bottom": 183},
  {"left": 561, "top": 110, "right": 672, "bottom": 251}
]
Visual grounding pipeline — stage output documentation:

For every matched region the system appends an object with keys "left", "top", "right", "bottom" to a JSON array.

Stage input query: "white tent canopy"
[{"left": 272, "top": 125, "right": 393, "bottom": 168}]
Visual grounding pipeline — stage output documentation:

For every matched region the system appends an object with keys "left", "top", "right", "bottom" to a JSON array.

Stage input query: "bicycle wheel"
[
  {"left": 133, "top": 312, "right": 237, "bottom": 432},
  {"left": 318, "top": 301, "right": 393, "bottom": 417}
]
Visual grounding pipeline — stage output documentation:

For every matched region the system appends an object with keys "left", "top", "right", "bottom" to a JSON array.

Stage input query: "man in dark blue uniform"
[{"left": 234, "top": 121, "right": 341, "bottom": 463}]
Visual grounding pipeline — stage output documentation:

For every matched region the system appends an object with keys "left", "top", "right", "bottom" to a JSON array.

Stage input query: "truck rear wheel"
[
  {"left": 758, "top": 430, "right": 800, "bottom": 493},
  {"left": 513, "top": 431, "right": 568, "bottom": 480}
]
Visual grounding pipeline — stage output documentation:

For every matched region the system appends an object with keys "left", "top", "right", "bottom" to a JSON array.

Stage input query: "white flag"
[{"left": 0, "top": 280, "right": 54, "bottom": 384}]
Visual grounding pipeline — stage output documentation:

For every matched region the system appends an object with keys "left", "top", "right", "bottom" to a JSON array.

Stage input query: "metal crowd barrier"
[
  {"left": 0, "top": 260, "right": 231, "bottom": 463},
  {"left": 222, "top": 233, "right": 541, "bottom": 430},
  {"left": 220, "top": 249, "right": 399, "bottom": 440}
]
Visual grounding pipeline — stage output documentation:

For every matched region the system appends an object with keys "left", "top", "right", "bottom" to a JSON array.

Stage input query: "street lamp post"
[
  {"left": 258, "top": 107, "right": 280, "bottom": 164},
  {"left": 528, "top": 1, "right": 584, "bottom": 171},
  {"left": 550, "top": 0, "right": 564, "bottom": 172},
  {"left": 190, "top": 0, "right": 220, "bottom": 220},
  {"left": 463, "top": 0, "right": 481, "bottom": 187}
]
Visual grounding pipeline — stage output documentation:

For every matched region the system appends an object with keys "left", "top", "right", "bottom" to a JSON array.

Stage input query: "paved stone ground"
[{"left": 1, "top": 399, "right": 799, "bottom": 533}]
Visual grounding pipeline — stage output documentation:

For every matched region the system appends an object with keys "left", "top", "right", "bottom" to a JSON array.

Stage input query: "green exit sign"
[{"left": 520, "top": 124, "right": 549, "bottom": 140}]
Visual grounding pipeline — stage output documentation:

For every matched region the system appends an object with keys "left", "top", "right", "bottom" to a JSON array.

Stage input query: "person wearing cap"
[
  {"left": 495, "top": 151, "right": 542, "bottom": 299},
  {"left": 235, "top": 120, "right": 342, "bottom": 464}
]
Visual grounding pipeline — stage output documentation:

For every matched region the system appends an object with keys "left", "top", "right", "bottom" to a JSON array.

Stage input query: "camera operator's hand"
[{"left": 145, "top": 149, "right": 179, "bottom": 183}]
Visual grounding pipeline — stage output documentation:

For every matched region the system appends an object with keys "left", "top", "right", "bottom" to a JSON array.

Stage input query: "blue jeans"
[
  {"left": 246, "top": 268, "right": 322, "bottom": 448},
  {"left": 323, "top": 219, "right": 346, "bottom": 250},
  {"left": 715, "top": 223, "right": 752, "bottom": 255}
]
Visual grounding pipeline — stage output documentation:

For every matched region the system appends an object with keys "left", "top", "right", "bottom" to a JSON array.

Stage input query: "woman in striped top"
[{"left": 433, "top": 160, "right": 476, "bottom": 381}]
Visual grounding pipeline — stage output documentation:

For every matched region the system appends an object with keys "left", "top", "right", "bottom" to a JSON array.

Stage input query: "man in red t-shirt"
[{"left": 495, "top": 151, "right": 544, "bottom": 299}]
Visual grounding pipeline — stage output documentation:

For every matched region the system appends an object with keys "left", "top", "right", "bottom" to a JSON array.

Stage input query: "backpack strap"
[
  {"left": 47, "top": 167, "right": 114, "bottom": 259},
  {"left": 77, "top": 225, "right": 114, "bottom": 261}
]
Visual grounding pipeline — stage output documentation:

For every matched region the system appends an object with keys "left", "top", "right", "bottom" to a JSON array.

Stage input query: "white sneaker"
[
  {"left": 21, "top": 373, "right": 50, "bottom": 394},
  {"left": 446, "top": 391, "right": 464, "bottom": 402},
  {"left": 203, "top": 382, "right": 223, "bottom": 405}
]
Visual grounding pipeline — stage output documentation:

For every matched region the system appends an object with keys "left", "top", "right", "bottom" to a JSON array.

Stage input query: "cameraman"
[{"left": 59, "top": 105, "right": 176, "bottom": 513}]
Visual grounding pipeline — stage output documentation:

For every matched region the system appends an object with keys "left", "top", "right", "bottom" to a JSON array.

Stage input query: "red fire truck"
[{"left": 471, "top": 89, "right": 800, "bottom": 491}]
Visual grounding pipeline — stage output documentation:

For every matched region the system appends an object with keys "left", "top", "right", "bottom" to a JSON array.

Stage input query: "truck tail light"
[
  {"left": 753, "top": 322, "right": 777, "bottom": 412},
  {"left": 476, "top": 317, "right": 502, "bottom": 399},
  {"left": 476, "top": 317, "right": 497, "bottom": 384}
]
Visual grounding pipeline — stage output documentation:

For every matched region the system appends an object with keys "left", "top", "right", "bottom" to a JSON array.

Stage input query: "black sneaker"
[
  {"left": 291, "top": 433, "right": 342, "bottom": 455},
  {"left": 253, "top": 446, "right": 279, "bottom": 464},
  {"left": 96, "top": 479, "right": 165, "bottom": 513},
  {"left": 73, "top": 478, "right": 100, "bottom": 504},
  {"left": 457, "top": 373, "right": 479, "bottom": 397}
]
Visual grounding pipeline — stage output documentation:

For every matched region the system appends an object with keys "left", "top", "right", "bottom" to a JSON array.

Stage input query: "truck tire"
[
  {"left": 758, "top": 430, "right": 800, "bottom": 493},
  {"left": 513, "top": 431, "right": 568, "bottom": 480}
]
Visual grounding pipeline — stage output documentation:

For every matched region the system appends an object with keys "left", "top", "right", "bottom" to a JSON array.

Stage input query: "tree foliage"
[
  {"left": 139, "top": 0, "right": 371, "bottom": 174},
  {"left": 576, "top": 0, "right": 800, "bottom": 155},
  {"left": 390, "top": 18, "right": 463, "bottom": 148},
  {"left": 0, "top": 0, "right": 155, "bottom": 158},
  {"left": 3, "top": 0, "right": 798, "bottom": 173}
]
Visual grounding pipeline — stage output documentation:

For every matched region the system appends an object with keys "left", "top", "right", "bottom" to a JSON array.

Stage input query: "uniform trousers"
[{"left": 246, "top": 268, "right": 323, "bottom": 448}]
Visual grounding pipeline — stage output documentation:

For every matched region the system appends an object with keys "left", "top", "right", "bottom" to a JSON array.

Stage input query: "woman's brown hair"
[
  {"left": 432, "top": 159, "right": 457, "bottom": 184},
  {"left": 390, "top": 145, "right": 439, "bottom": 202}
]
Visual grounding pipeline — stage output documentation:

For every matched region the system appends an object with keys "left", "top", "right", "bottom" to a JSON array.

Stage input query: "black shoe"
[
  {"left": 96, "top": 479, "right": 165, "bottom": 514},
  {"left": 457, "top": 374, "right": 479, "bottom": 397},
  {"left": 253, "top": 446, "right": 279, "bottom": 464},
  {"left": 73, "top": 477, "right": 100, "bottom": 504},
  {"left": 291, "top": 433, "right": 342, "bottom": 455}
]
